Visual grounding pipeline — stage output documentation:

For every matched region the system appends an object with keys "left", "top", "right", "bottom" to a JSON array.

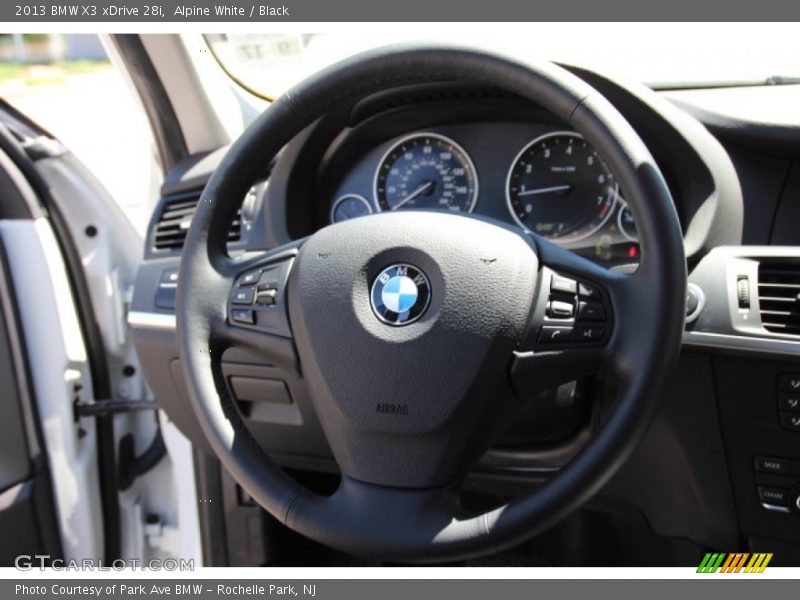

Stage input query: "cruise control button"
[
  {"left": 538, "top": 326, "right": 573, "bottom": 344},
  {"left": 577, "top": 301, "right": 606, "bottom": 322},
  {"left": 779, "top": 394, "right": 800, "bottom": 413},
  {"left": 240, "top": 271, "right": 260, "bottom": 286},
  {"left": 232, "top": 286, "right": 255, "bottom": 305},
  {"left": 779, "top": 412, "right": 800, "bottom": 432},
  {"left": 231, "top": 309, "right": 255, "bottom": 324},
  {"left": 779, "top": 373, "right": 800, "bottom": 392},
  {"left": 551, "top": 274, "right": 577, "bottom": 295},
  {"left": 758, "top": 486, "right": 789, "bottom": 506},
  {"left": 573, "top": 326, "right": 604, "bottom": 342}
]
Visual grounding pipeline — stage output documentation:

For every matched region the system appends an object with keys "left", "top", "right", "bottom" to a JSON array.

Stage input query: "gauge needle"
[
  {"left": 392, "top": 180, "right": 435, "bottom": 210},
  {"left": 517, "top": 184, "right": 572, "bottom": 197}
]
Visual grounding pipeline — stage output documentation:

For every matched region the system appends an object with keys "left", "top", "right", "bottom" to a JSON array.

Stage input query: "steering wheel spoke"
[{"left": 511, "top": 236, "right": 629, "bottom": 394}]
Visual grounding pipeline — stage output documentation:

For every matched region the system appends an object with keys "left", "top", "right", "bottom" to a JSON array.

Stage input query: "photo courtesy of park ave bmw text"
[{"left": 1, "top": 2, "right": 800, "bottom": 596}]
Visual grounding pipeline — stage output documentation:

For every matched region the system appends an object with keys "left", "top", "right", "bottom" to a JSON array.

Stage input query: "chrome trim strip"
[
  {"left": 683, "top": 330, "right": 800, "bottom": 356},
  {"left": 761, "top": 502, "right": 791, "bottom": 514},
  {"left": 127, "top": 311, "right": 176, "bottom": 331}
]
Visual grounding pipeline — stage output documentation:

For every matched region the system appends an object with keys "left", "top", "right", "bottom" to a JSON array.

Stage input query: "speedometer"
[
  {"left": 374, "top": 133, "right": 478, "bottom": 213},
  {"left": 506, "top": 132, "right": 618, "bottom": 243}
]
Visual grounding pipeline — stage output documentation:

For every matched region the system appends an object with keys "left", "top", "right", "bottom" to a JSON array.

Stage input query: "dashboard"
[
  {"left": 130, "top": 66, "right": 800, "bottom": 561},
  {"left": 327, "top": 125, "right": 640, "bottom": 266}
]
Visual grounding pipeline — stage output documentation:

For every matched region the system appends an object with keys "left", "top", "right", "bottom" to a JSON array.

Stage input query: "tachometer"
[
  {"left": 374, "top": 133, "right": 478, "bottom": 213},
  {"left": 506, "top": 131, "right": 618, "bottom": 243}
]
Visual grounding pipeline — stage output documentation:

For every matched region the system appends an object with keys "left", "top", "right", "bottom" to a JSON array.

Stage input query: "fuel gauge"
[{"left": 331, "top": 194, "right": 373, "bottom": 223}]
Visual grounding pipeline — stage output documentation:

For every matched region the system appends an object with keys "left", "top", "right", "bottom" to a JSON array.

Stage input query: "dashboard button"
[
  {"left": 538, "top": 326, "right": 573, "bottom": 344},
  {"left": 551, "top": 274, "right": 577, "bottom": 295},
  {"left": 779, "top": 412, "right": 800, "bottom": 432},
  {"left": 577, "top": 301, "right": 606, "bottom": 322},
  {"left": 573, "top": 326, "right": 604, "bottom": 342},
  {"left": 232, "top": 287, "right": 255, "bottom": 305},
  {"left": 754, "top": 456, "right": 796, "bottom": 476},
  {"left": 779, "top": 373, "right": 800, "bottom": 393},
  {"left": 779, "top": 394, "right": 800, "bottom": 413},
  {"left": 160, "top": 269, "right": 179, "bottom": 284},
  {"left": 737, "top": 276, "right": 750, "bottom": 309},
  {"left": 758, "top": 486, "right": 789, "bottom": 506},
  {"left": 154, "top": 286, "right": 175, "bottom": 310},
  {"left": 231, "top": 309, "right": 255, "bottom": 324}
]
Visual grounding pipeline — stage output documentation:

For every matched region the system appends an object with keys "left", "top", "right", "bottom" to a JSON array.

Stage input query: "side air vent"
[
  {"left": 152, "top": 189, "right": 242, "bottom": 252},
  {"left": 758, "top": 261, "right": 800, "bottom": 335}
]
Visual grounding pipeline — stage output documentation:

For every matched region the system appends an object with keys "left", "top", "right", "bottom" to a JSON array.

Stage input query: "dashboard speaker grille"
[
  {"left": 758, "top": 261, "right": 800, "bottom": 335},
  {"left": 152, "top": 189, "right": 241, "bottom": 252}
]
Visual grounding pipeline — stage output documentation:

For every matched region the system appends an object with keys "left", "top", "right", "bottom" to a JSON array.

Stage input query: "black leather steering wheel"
[{"left": 176, "top": 44, "right": 686, "bottom": 563}]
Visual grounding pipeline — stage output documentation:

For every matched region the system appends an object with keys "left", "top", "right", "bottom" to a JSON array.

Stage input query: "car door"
[{"left": 0, "top": 97, "right": 157, "bottom": 564}]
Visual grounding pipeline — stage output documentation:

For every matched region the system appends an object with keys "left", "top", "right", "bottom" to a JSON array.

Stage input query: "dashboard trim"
[
  {"left": 128, "top": 311, "right": 177, "bottom": 331},
  {"left": 683, "top": 330, "right": 800, "bottom": 357},
  {"left": 127, "top": 308, "right": 800, "bottom": 359}
]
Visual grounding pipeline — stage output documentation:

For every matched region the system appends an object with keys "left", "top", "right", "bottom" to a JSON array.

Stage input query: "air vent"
[
  {"left": 153, "top": 189, "right": 242, "bottom": 252},
  {"left": 758, "top": 261, "right": 800, "bottom": 335}
]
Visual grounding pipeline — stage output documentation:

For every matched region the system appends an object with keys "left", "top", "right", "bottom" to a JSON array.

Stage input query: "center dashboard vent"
[
  {"left": 152, "top": 189, "right": 242, "bottom": 252},
  {"left": 757, "top": 261, "right": 800, "bottom": 336}
]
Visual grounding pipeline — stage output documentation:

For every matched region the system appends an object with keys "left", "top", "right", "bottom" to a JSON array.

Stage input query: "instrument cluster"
[{"left": 328, "top": 124, "right": 641, "bottom": 266}]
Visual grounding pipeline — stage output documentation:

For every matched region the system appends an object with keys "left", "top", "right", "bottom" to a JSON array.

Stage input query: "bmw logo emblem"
[{"left": 370, "top": 264, "right": 431, "bottom": 326}]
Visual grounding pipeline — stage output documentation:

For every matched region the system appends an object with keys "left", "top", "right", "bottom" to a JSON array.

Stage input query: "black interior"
[{"left": 127, "top": 46, "right": 800, "bottom": 566}]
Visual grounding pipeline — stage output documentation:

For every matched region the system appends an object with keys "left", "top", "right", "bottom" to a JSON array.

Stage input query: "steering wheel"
[{"left": 177, "top": 45, "right": 686, "bottom": 563}]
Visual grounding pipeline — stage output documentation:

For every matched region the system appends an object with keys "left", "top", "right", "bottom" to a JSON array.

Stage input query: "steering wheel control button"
[
  {"left": 231, "top": 308, "right": 255, "bottom": 324},
  {"left": 240, "top": 271, "right": 260, "bottom": 286},
  {"left": 547, "top": 300, "right": 575, "bottom": 319},
  {"left": 577, "top": 301, "right": 606, "bottom": 322},
  {"left": 370, "top": 264, "right": 431, "bottom": 326},
  {"left": 758, "top": 486, "right": 790, "bottom": 507},
  {"left": 257, "top": 267, "right": 282, "bottom": 290},
  {"left": 228, "top": 258, "right": 294, "bottom": 337},
  {"left": 539, "top": 326, "right": 573, "bottom": 343},
  {"left": 573, "top": 326, "right": 604, "bottom": 342},
  {"left": 551, "top": 274, "right": 578, "bottom": 295},
  {"left": 256, "top": 289, "right": 277, "bottom": 306},
  {"left": 779, "top": 373, "right": 800, "bottom": 393},
  {"left": 780, "top": 394, "right": 800, "bottom": 413},
  {"left": 232, "top": 287, "right": 256, "bottom": 305},
  {"left": 578, "top": 282, "right": 600, "bottom": 299},
  {"left": 779, "top": 412, "right": 800, "bottom": 432},
  {"left": 754, "top": 456, "right": 800, "bottom": 476}
]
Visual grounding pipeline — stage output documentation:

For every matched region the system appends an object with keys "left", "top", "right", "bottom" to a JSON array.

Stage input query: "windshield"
[{"left": 204, "top": 24, "right": 800, "bottom": 100}]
